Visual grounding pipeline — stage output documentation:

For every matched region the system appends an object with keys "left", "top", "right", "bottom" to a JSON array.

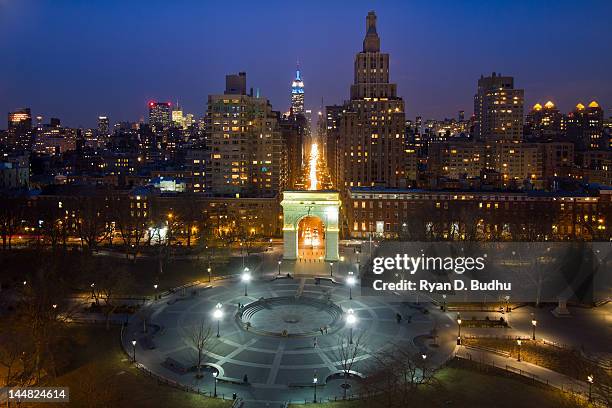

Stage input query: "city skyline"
[
  {"left": 0, "top": 6, "right": 610, "bottom": 408},
  {"left": 1, "top": 0, "right": 612, "bottom": 127}
]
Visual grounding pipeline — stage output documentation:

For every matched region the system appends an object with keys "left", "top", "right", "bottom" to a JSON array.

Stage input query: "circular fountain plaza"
[{"left": 122, "top": 275, "right": 456, "bottom": 404}]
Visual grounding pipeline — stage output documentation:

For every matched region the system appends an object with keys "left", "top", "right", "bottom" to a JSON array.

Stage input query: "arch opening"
[{"left": 297, "top": 215, "right": 326, "bottom": 260}]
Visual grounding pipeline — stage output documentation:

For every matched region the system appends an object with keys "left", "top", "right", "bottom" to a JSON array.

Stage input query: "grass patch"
[
  {"left": 293, "top": 359, "right": 589, "bottom": 408},
  {"left": 0, "top": 249, "right": 260, "bottom": 297},
  {"left": 462, "top": 338, "right": 609, "bottom": 383},
  {"left": 20, "top": 324, "right": 232, "bottom": 408}
]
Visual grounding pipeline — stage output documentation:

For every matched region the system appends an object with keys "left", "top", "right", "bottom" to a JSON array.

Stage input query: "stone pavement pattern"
[{"left": 123, "top": 277, "right": 457, "bottom": 404}]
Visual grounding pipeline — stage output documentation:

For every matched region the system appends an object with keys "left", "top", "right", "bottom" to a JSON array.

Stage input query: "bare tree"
[
  {"left": 0, "top": 191, "right": 25, "bottom": 250},
  {"left": 36, "top": 199, "right": 70, "bottom": 250},
  {"left": 110, "top": 194, "right": 148, "bottom": 261},
  {"left": 74, "top": 194, "right": 111, "bottom": 254},
  {"left": 92, "top": 264, "right": 133, "bottom": 330},
  {"left": 0, "top": 317, "right": 32, "bottom": 388},
  {"left": 188, "top": 321, "right": 214, "bottom": 379},
  {"left": 333, "top": 332, "right": 364, "bottom": 399},
  {"left": 371, "top": 345, "right": 437, "bottom": 405},
  {"left": 20, "top": 275, "right": 73, "bottom": 380},
  {"left": 174, "top": 194, "right": 205, "bottom": 248}
]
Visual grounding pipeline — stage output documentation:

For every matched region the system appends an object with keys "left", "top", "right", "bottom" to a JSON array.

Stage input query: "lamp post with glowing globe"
[
  {"left": 242, "top": 268, "right": 251, "bottom": 297},
  {"left": 457, "top": 316, "right": 462, "bottom": 345},
  {"left": 131, "top": 339, "right": 137, "bottom": 362},
  {"left": 346, "top": 309, "right": 357, "bottom": 344},
  {"left": 347, "top": 271, "right": 356, "bottom": 300},
  {"left": 313, "top": 370, "right": 318, "bottom": 403},
  {"left": 214, "top": 303, "right": 223, "bottom": 337}
]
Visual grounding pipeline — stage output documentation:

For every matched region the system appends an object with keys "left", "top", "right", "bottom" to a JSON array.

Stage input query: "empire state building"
[
  {"left": 291, "top": 65, "right": 305, "bottom": 114},
  {"left": 338, "top": 11, "right": 406, "bottom": 189}
]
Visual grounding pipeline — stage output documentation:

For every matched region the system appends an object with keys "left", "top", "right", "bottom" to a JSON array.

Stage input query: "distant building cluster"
[{"left": 0, "top": 11, "right": 609, "bottom": 243}]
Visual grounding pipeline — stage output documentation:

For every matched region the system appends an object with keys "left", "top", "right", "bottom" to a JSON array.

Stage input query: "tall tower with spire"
[
  {"left": 337, "top": 11, "right": 406, "bottom": 189},
  {"left": 291, "top": 64, "right": 305, "bottom": 114}
]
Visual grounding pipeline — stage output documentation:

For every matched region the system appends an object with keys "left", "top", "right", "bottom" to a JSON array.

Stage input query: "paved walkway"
[
  {"left": 458, "top": 303, "right": 612, "bottom": 364},
  {"left": 455, "top": 346, "right": 591, "bottom": 397},
  {"left": 122, "top": 275, "right": 457, "bottom": 405}
]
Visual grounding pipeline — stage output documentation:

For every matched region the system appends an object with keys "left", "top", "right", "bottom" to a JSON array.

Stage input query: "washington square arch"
[{"left": 280, "top": 191, "right": 341, "bottom": 261}]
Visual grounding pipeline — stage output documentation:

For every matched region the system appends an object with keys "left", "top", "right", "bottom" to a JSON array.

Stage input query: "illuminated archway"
[
  {"left": 280, "top": 191, "right": 340, "bottom": 261},
  {"left": 297, "top": 215, "right": 326, "bottom": 260}
]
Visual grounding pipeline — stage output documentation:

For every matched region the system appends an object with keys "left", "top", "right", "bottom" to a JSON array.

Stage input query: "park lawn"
[
  {"left": 294, "top": 360, "right": 589, "bottom": 408},
  {"left": 112, "top": 252, "right": 261, "bottom": 296},
  {"left": 35, "top": 324, "right": 231, "bottom": 408},
  {"left": 462, "top": 337, "right": 609, "bottom": 383},
  {"left": 0, "top": 248, "right": 261, "bottom": 297}
]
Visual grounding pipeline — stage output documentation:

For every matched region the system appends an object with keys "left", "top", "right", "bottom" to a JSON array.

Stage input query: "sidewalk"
[{"left": 455, "top": 346, "right": 590, "bottom": 396}]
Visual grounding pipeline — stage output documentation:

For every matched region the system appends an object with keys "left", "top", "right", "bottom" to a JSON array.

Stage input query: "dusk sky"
[{"left": 1, "top": 0, "right": 611, "bottom": 128}]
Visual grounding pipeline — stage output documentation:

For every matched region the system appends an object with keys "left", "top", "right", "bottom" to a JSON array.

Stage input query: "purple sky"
[{"left": 1, "top": 0, "right": 611, "bottom": 128}]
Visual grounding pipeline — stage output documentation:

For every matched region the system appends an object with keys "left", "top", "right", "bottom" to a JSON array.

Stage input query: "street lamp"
[
  {"left": 346, "top": 308, "right": 357, "bottom": 344},
  {"left": 90, "top": 282, "right": 95, "bottom": 298},
  {"left": 587, "top": 374, "right": 594, "bottom": 402},
  {"left": 442, "top": 294, "right": 447, "bottom": 311},
  {"left": 329, "top": 262, "right": 334, "bottom": 277},
  {"left": 457, "top": 316, "right": 462, "bottom": 345},
  {"left": 277, "top": 260, "right": 282, "bottom": 276},
  {"left": 213, "top": 371, "right": 219, "bottom": 397},
  {"left": 153, "top": 284, "right": 158, "bottom": 300},
  {"left": 131, "top": 339, "right": 137, "bottom": 362},
  {"left": 531, "top": 316, "right": 537, "bottom": 340},
  {"left": 313, "top": 370, "right": 318, "bottom": 403},
  {"left": 240, "top": 242, "right": 245, "bottom": 268},
  {"left": 517, "top": 339, "right": 522, "bottom": 361},
  {"left": 347, "top": 271, "right": 356, "bottom": 300},
  {"left": 242, "top": 268, "right": 251, "bottom": 296},
  {"left": 208, "top": 267, "right": 212, "bottom": 282},
  {"left": 214, "top": 303, "right": 223, "bottom": 337}
]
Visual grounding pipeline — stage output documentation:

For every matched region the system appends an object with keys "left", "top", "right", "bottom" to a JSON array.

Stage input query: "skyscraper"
[
  {"left": 280, "top": 113, "right": 308, "bottom": 189},
  {"left": 325, "top": 105, "right": 344, "bottom": 188},
  {"left": 473, "top": 72, "right": 524, "bottom": 143},
  {"left": 148, "top": 102, "right": 172, "bottom": 132},
  {"left": 172, "top": 104, "right": 184, "bottom": 128},
  {"left": 205, "top": 72, "right": 285, "bottom": 197},
  {"left": 7, "top": 108, "right": 33, "bottom": 149},
  {"left": 225, "top": 72, "right": 247, "bottom": 95},
  {"left": 291, "top": 65, "right": 305, "bottom": 114},
  {"left": 567, "top": 101, "right": 605, "bottom": 150},
  {"left": 524, "top": 101, "right": 563, "bottom": 141},
  {"left": 97, "top": 116, "right": 110, "bottom": 138},
  {"left": 337, "top": 11, "right": 406, "bottom": 188}
]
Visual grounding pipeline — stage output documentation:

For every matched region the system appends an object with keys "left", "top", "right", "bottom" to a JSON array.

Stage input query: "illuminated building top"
[{"left": 291, "top": 64, "right": 305, "bottom": 114}]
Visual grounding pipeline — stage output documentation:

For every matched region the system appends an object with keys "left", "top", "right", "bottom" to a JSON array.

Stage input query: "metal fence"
[
  {"left": 453, "top": 351, "right": 607, "bottom": 407},
  {"left": 119, "top": 324, "right": 241, "bottom": 403}
]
